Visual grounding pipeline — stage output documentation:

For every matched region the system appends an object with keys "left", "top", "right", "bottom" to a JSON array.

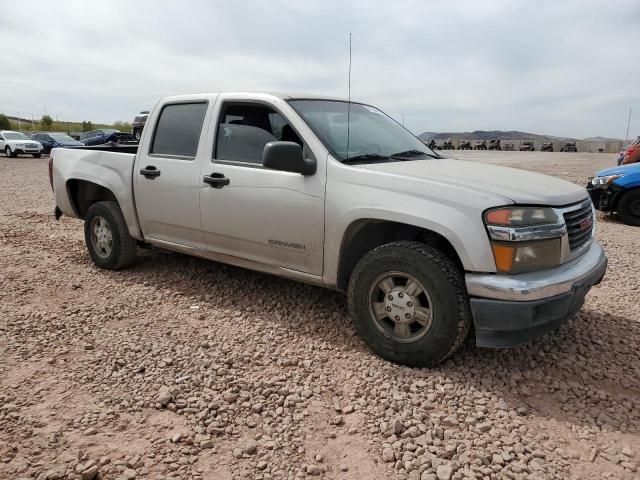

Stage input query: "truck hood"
[
  {"left": 595, "top": 163, "right": 640, "bottom": 177},
  {"left": 359, "top": 158, "right": 587, "bottom": 206}
]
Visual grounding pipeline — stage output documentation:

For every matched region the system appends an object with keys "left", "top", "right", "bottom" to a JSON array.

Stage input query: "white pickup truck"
[{"left": 50, "top": 92, "right": 607, "bottom": 366}]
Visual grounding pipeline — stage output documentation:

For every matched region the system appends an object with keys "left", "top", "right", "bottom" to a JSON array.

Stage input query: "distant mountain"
[
  {"left": 418, "top": 130, "right": 578, "bottom": 142},
  {"left": 582, "top": 136, "right": 624, "bottom": 141}
]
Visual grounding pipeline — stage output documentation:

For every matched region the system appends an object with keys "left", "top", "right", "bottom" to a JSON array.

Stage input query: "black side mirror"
[{"left": 262, "top": 141, "right": 316, "bottom": 175}]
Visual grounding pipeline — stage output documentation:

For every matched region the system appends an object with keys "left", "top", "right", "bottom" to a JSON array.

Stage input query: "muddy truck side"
[{"left": 50, "top": 92, "right": 607, "bottom": 366}]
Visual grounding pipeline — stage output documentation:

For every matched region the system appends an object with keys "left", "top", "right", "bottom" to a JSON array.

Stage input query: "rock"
[
  {"left": 383, "top": 448, "right": 395, "bottom": 463},
  {"left": 244, "top": 440, "right": 258, "bottom": 454},
  {"left": 223, "top": 392, "right": 237, "bottom": 403},
  {"left": 339, "top": 465, "right": 348, "bottom": 471},
  {"left": 81, "top": 466, "right": 99, "bottom": 480},
  {"left": 477, "top": 422, "right": 491, "bottom": 432},
  {"left": 158, "top": 386, "right": 172, "bottom": 407},
  {"left": 421, "top": 473, "right": 436, "bottom": 480},
  {"left": 393, "top": 418, "right": 404, "bottom": 435},
  {"left": 256, "top": 460, "right": 267, "bottom": 471},
  {"left": 122, "top": 469, "right": 137, "bottom": 480},
  {"left": 342, "top": 405, "right": 354, "bottom": 414},
  {"left": 307, "top": 465, "right": 321, "bottom": 476},
  {"left": 315, "top": 454, "right": 323, "bottom": 462},
  {"left": 233, "top": 448, "right": 243, "bottom": 459},
  {"left": 436, "top": 464, "right": 453, "bottom": 480}
]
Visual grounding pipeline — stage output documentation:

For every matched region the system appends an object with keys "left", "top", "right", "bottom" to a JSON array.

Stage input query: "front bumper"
[
  {"left": 465, "top": 242, "right": 607, "bottom": 347},
  {"left": 587, "top": 181, "right": 623, "bottom": 212}
]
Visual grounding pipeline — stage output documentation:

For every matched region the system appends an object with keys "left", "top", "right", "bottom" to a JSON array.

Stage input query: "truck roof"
[{"left": 160, "top": 91, "right": 349, "bottom": 103}]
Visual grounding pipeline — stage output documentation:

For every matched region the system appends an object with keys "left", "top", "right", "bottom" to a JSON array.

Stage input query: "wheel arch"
[
  {"left": 335, "top": 218, "right": 466, "bottom": 291},
  {"left": 66, "top": 179, "right": 119, "bottom": 219}
]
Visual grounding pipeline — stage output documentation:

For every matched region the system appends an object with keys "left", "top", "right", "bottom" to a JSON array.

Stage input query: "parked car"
[
  {"left": 588, "top": 162, "right": 640, "bottom": 226},
  {"left": 621, "top": 137, "right": 640, "bottom": 165},
  {"left": 0, "top": 130, "right": 43, "bottom": 157},
  {"left": 473, "top": 140, "right": 487, "bottom": 150},
  {"left": 503, "top": 143, "right": 515, "bottom": 151},
  {"left": 50, "top": 92, "right": 607, "bottom": 367},
  {"left": 132, "top": 111, "right": 149, "bottom": 141},
  {"left": 520, "top": 141, "right": 534, "bottom": 151},
  {"left": 560, "top": 142, "right": 577, "bottom": 152},
  {"left": 80, "top": 129, "right": 134, "bottom": 146},
  {"left": 440, "top": 140, "right": 454, "bottom": 150},
  {"left": 541, "top": 142, "right": 554, "bottom": 152},
  {"left": 458, "top": 140, "right": 471, "bottom": 150},
  {"left": 488, "top": 139, "right": 501, "bottom": 151},
  {"left": 32, "top": 132, "right": 83, "bottom": 154}
]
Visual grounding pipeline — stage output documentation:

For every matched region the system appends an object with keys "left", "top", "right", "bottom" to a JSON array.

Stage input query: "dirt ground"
[{"left": 1, "top": 151, "right": 638, "bottom": 480}]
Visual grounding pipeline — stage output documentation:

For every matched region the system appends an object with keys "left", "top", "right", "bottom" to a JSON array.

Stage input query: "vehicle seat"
[{"left": 280, "top": 124, "right": 303, "bottom": 146}]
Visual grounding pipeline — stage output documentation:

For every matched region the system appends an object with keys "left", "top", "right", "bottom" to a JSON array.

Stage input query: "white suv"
[{"left": 0, "top": 130, "right": 43, "bottom": 158}]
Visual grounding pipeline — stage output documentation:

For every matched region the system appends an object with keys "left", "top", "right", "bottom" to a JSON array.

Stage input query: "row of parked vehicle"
[
  {"left": 0, "top": 126, "right": 140, "bottom": 157},
  {"left": 426, "top": 139, "right": 578, "bottom": 152}
]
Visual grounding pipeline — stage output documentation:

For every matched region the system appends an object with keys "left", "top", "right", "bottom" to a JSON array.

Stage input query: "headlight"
[
  {"left": 591, "top": 174, "right": 622, "bottom": 186},
  {"left": 484, "top": 206, "right": 564, "bottom": 274}
]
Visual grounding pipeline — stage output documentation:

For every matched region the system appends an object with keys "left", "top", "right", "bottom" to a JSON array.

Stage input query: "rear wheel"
[
  {"left": 347, "top": 241, "right": 471, "bottom": 367},
  {"left": 84, "top": 201, "right": 137, "bottom": 270},
  {"left": 618, "top": 189, "right": 640, "bottom": 226}
]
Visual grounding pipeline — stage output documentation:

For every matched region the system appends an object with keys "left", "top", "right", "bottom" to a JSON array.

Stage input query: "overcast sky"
[{"left": 1, "top": 0, "right": 638, "bottom": 138}]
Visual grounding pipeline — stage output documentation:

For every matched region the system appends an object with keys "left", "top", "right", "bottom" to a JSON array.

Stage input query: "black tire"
[
  {"left": 5, "top": 146, "right": 16, "bottom": 158},
  {"left": 347, "top": 241, "right": 472, "bottom": 367},
  {"left": 134, "top": 129, "right": 141, "bottom": 141},
  {"left": 84, "top": 201, "right": 136, "bottom": 270},
  {"left": 618, "top": 189, "right": 640, "bottom": 226},
  {"left": 32, "top": 153, "right": 41, "bottom": 158}
]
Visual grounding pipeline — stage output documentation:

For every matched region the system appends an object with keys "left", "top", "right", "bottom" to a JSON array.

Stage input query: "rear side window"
[{"left": 151, "top": 102, "right": 207, "bottom": 158}]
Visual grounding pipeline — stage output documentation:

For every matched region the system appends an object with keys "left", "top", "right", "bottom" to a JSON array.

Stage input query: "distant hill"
[
  {"left": 582, "top": 136, "right": 624, "bottom": 141},
  {"left": 418, "top": 130, "right": 577, "bottom": 142}
]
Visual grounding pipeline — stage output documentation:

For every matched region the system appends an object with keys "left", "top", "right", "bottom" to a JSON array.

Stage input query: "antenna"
[
  {"left": 625, "top": 107, "right": 632, "bottom": 142},
  {"left": 346, "top": 32, "right": 352, "bottom": 159}
]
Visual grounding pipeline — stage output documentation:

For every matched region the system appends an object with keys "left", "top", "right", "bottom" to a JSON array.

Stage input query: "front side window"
[
  {"left": 289, "top": 100, "right": 435, "bottom": 162},
  {"left": 151, "top": 102, "right": 208, "bottom": 158},
  {"left": 214, "top": 104, "right": 302, "bottom": 165}
]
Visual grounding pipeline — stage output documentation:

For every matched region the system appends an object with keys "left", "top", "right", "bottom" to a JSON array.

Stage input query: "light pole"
[{"left": 16, "top": 112, "right": 21, "bottom": 131}]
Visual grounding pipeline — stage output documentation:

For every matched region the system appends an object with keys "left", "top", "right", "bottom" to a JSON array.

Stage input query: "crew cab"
[
  {"left": 588, "top": 162, "right": 640, "bottom": 226},
  {"left": 50, "top": 92, "right": 607, "bottom": 366}
]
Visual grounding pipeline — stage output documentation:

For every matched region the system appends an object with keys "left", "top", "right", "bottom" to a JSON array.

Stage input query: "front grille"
[
  {"left": 26, "top": 143, "right": 39, "bottom": 148},
  {"left": 563, "top": 201, "right": 594, "bottom": 251}
]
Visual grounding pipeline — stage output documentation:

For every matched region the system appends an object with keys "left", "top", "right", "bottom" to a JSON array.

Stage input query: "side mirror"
[{"left": 262, "top": 141, "right": 316, "bottom": 176}]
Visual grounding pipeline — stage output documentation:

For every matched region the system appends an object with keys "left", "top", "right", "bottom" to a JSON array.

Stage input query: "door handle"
[
  {"left": 140, "top": 165, "right": 161, "bottom": 179},
  {"left": 203, "top": 173, "right": 230, "bottom": 189}
]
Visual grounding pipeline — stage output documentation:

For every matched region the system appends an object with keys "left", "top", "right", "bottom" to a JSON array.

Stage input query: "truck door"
[
  {"left": 199, "top": 101, "right": 325, "bottom": 276},
  {"left": 134, "top": 101, "right": 210, "bottom": 249}
]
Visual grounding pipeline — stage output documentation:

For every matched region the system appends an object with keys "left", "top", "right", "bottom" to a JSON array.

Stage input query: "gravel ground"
[{"left": 1, "top": 151, "right": 638, "bottom": 480}]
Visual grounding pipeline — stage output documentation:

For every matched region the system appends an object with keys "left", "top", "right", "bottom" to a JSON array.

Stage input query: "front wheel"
[
  {"left": 347, "top": 241, "right": 471, "bottom": 367},
  {"left": 618, "top": 189, "right": 640, "bottom": 226},
  {"left": 5, "top": 146, "right": 16, "bottom": 158},
  {"left": 84, "top": 201, "right": 137, "bottom": 270}
]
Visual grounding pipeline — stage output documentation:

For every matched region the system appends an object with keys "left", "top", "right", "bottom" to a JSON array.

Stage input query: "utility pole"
[
  {"left": 625, "top": 107, "right": 632, "bottom": 142},
  {"left": 16, "top": 112, "right": 21, "bottom": 131}
]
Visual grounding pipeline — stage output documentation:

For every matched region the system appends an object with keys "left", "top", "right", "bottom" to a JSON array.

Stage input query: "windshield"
[
  {"left": 102, "top": 129, "right": 118, "bottom": 135},
  {"left": 3, "top": 132, "right": 29, "bottom": 140},
  {"left": 289, "top": 100, "right": 436, "bottom": 162},
  {"left": 50, "top": 133, "right": 77, "bottom": 142}
]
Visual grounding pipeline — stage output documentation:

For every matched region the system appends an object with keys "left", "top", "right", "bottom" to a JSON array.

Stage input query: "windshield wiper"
[
  {"left": 390, "top": 149, "right": 442, "bottom": 159},
  {"left": 342, "top": 153, "right": 391, "bottom": 164}
]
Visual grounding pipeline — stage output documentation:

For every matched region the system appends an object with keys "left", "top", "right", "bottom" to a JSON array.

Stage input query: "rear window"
[{"left": 150, "top": 102, "right": 207, "bottom": 158}]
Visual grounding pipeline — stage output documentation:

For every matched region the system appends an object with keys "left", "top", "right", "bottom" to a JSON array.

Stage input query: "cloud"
[{"left": 1, "top": 0, "right": 638, "bottom": 138}]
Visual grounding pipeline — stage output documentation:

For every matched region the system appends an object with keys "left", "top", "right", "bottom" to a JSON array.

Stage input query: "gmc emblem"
[{"left": 579, "top": 217, "right": 593, "bottom": 230}]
